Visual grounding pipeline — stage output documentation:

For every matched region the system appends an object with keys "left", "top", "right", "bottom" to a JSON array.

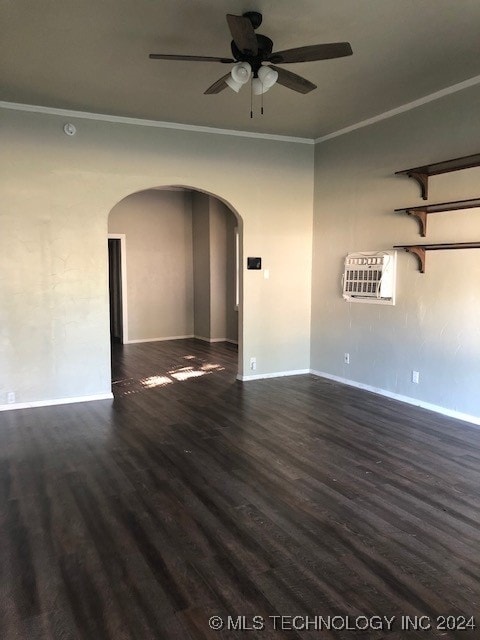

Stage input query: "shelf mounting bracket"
[
  {"left": 401, "top": 246, "right": 426, "bottom": 273},
  {"left": 406, "top": 208, "right": 427, "bottom": 237},
  {"left": 407, "top": 171, "right": 428, "bottom": 200}
]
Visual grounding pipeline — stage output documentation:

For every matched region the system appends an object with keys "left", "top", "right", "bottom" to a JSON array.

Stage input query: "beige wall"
[
  {"left": 311, "top": 83, "right": 480, "bottom": 419},
  {"left": 108, "top": 189, "right": 194, "bottom": 342},
  {"left": 0, "top": 107, "right": 313, "bottom": 404}
]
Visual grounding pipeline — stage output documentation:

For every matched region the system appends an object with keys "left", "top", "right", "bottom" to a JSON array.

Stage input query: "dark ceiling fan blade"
[
  {"left": 204, "top": 73, "right": 231, "bottom": 94},
  {"left": 269, "top": 42, "right": 352, "bottom": 64},
  {"left": 226, "top": 14, "right": 258, "bottom": 55},
  {"left": 269, "top": 65, "right": 316, "bottom": 94},
  {"left": 149, "top": 54, "right": 234, "bottom": 63}
]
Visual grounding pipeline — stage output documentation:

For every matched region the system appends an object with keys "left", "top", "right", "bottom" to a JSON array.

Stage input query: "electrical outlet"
[
  {"left": 250, "top": 357, "right": 257, "bottom": 371},
  {"left": 412, "top": 370, "right": 420, "bottom": 384},
  {"left": 7, "top": 391, "right": 15, "bottom": 404},
  {"left": 344, "top": 353, "right": 350, "bottom": 364}
]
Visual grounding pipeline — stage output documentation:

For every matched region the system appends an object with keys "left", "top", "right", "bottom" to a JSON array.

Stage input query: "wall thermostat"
[
  {"left": 63, "top": 123, "right": 77, "bottom": 136},
  {"left": 247, "top": 257, "right": 262, "bottom": 270}
]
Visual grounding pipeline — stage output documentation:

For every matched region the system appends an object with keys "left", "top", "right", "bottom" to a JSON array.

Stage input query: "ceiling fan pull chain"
[
  {"left": 250, "top": 80, "right": 253, "bottom": 119},
  {"left": 261, "top": 90, "right": 264, "bottom": 115}
]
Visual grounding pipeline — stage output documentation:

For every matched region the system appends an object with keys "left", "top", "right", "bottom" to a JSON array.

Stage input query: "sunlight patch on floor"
[
  {"left": 141, "top": 375, "right": 173, "bottom": 388},
  {"left": 170, "top": 369, "right": 207, "bottom": 381},
  {"left": 114, "top": 356, "right": 226, "bottom": 397},
  {"left": 201, "top": 363, "right": 224, "bottom": 372},
  {"left": 169, "top": 362, "right": 225, "bottom": 381}
]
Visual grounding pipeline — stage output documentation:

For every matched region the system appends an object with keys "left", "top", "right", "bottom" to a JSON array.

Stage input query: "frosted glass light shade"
[
  {"left": 226, "top": 62, "right": 252, "bottom": 92},
  {"left": 258, "top": 66, "right": 278, "bottom": 89},
  {"left": 226, "top": 77, "right": 243, "bottom": 92},
  {"left": 252, "top": 78, "right": 264, "bottom": 95},
  {"left": 253, "top": 66, "right": 278, "bottom": 94},
  {"left": 231, "top": 62, "right": 252, "bottom": 84}
]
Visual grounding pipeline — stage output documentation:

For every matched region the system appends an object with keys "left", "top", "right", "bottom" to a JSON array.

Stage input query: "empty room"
[{"left": 1, "top": 1, "right": 480, "bottom": 638}]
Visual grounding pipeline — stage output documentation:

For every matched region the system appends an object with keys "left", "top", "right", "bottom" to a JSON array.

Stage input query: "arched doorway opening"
[{"left": 106, "top": 185, "right": 243, "bottom": 390}]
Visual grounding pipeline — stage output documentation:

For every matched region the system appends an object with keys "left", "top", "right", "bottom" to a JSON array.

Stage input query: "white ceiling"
[{"left": 2, "top": 0, "right": 480, "bottom": 138}]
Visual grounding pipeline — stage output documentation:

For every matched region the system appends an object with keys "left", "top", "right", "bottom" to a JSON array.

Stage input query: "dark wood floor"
[{"left": 1, "top": 339, "right": 479, "bottom": 639}]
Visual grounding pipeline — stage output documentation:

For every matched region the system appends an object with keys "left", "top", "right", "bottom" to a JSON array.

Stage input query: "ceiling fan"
[{"left": 149, "top": 12, "right": 352, "bottom": 96}]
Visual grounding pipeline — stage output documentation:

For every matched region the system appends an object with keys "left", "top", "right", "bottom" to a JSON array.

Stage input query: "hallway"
[{"left": 111, "top": 338, "right": 238, "bottom": 398}]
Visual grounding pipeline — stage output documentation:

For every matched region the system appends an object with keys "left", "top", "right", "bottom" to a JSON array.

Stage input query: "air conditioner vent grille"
[{"left": 342, "top": 251, "right": 397, "bottom": 305}]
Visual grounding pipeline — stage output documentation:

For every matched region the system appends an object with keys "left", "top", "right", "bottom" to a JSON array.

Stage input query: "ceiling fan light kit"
[{"left": 149, "top": 11, "right": 352, "bottom": 113}]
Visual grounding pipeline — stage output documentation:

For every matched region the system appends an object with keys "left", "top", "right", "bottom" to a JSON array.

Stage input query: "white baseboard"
[
  {"left": 238, "top": 369, "right": 310, "bottom": 382},
  {"left": 125, "top": 335, "right": 194, "bottom": 344},
  {"left": 310, "top": 370, "right": 480, "bottom": 427},
  {"left": 194, "top": 335, "right": 232, "bottom": 343},
  {"left": 0, "top": 393, "right": 114, "bottom": 412}
]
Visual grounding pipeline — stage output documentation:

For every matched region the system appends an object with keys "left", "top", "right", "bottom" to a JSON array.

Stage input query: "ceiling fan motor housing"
[{"left": 230, "top": 34, "right": 273, "bottom": 74}]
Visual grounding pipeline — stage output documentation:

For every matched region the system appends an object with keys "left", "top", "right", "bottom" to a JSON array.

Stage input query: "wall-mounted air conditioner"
[{"left": 342, "top": 250, "right": 397, "bottom": 305}]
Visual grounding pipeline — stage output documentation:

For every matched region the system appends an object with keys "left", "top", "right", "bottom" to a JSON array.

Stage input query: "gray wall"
[
  {"left": 108, "top": 189, "right": 194, "bottom": 341},
  {"left": 0, "top": 107, "right": 313, "bottom": 404},
  {"left": 209, "top": 197, "right": 229, "bottom": 341},
  {"left": 226, "top": 208, "right": 239, "bottom": 343},
  {"left": 192, "top": 193, "right": 238, "bottom": 342},
  {"left": 108, "top": 188, "right": 237, "bottom": 345},
  {"left": 192, "top": 192, "right": 211, "bottom": 340},
  {"left": 2, "top": 86, "right": 480, "bottom": 418},
  {"left": 311, "top": 83, "right": 480, "bottom": 419}
]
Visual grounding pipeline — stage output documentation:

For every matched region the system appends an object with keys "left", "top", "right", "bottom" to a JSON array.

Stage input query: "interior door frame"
[{"left": 108, "top": 233, "right": 129, "bottom": 344}]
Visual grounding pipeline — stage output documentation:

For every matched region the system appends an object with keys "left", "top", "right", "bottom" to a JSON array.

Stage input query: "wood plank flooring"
[{"left": 1, "top": 338, "right": 479, "bottom": 639}]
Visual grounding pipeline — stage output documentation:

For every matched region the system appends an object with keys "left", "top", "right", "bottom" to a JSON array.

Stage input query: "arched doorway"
[{"left": 106, "top": 185, "right": 243, "bottom": 390}]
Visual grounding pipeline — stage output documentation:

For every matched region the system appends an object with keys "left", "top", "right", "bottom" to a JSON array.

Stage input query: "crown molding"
[
  {"left": 315, "top": 73, "right": 480, "bottom": 144},
  {"left": 3, "top": 72, "right": 480, "bottom": 147},
  {"left": 0, "top": 100, "right": 314, "bottom": 145}
]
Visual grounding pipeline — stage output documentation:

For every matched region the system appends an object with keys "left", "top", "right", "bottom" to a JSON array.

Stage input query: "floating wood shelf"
[
  {"left": 395, "top": 197, "right": 480, "bottom": 236},
  {"left": 395, "top": 153, "right": 480, "bottom": 200},
  {"left": 394, "top": 242, "right": 480, "bottom": 273}
]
